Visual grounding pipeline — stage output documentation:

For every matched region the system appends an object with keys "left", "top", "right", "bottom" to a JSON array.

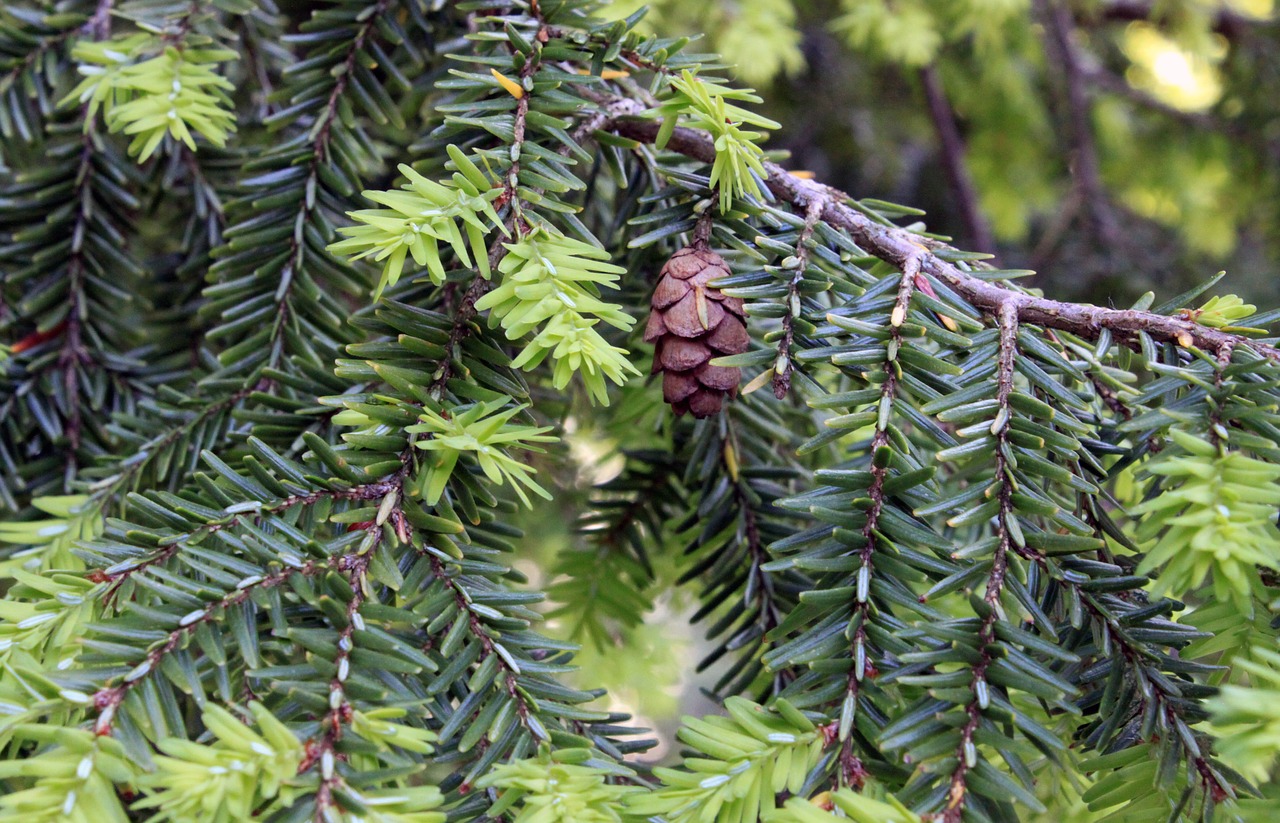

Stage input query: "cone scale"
[{"left": 643, "top": 245, "right": 749, "bottom": 417}]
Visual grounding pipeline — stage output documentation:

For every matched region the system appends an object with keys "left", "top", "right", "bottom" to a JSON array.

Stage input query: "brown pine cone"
[{"left": 643, "top": 246, "right": 749, "bottom": 417}]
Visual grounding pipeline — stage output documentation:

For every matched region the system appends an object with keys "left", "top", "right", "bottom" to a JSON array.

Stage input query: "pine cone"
[{"left": 643, "top": 246, "right": 749, "bottom": 417}]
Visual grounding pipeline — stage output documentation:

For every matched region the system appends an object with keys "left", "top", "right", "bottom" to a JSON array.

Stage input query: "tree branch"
[
  {"left": 772, "top": 197, "right": 825, "bottom": 398},
  {"left": 1079, "top": 0, "right": 1264, "bottom": 37},
  {"left": 944, "top": 302, "right": 1019, "bottom": 821},
  {"left": 600, "top": 101, "right": 1280, "bottom": 363},
  {"left": 92, "top": 478, "right": 401, "bottom": 600},
  {"left": 259, "top": 0, "right": 392, "bottom": 374},
  {"left": 833, "top": 256, "right": 919, "bottom": 783},
  {"left": 1038, "top": 0, "right": 1121, "bottom": 251},
  {"left": 92, "top": 552, "right": 342, "bottom": 734}
]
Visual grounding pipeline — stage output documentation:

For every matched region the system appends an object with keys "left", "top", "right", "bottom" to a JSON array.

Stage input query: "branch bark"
[
  {"left": 944, "top": 301, "right": 1019, "bottom": 821},
  {"left": 600, "top": 100, "right": 1279, "bottom": 363}
]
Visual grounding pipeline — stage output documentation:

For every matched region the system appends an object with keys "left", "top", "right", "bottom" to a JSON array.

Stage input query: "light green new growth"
[
  {"left": 1194, "top": 293, "right": 1258, "bottom": 329},
  {"left": 833, "top": 0, "right": 944, "bottom": 67},
  {"left": 475, "top": 227, "right": 640, "bottom": 405},
  {"left": 1209, "top": 648, "right": 1280, "bottom": 783},
  {"left": 1075, "top": 743, "right": 1196, "bottom": 818},
  {"left": 0, "top": 495, "right": 98, "bottom": 572},
  {"left": 1181, "top": 597, "right": 1276, "bottom": 686},
  {"left": 626, "top": 697, "right": 825, "bottom": 823},
  {"left": 63, "top": 33, "right": 153, "bottom": 120},
  {"left": 133, "top": 703, "right": 303, "bottom": 823},
  {"left": 765, "top": 788, "right": 921, "bottom": 823},
  {"left": 329, "top": 149, "right": 506, "bottom": 297},
  {"left": 0, "top": 569, "right": 97, "bottom": 679},
  {"left": 0, "top": 727, "right": 135, "bottom": 822},
  {"left": 1132, "top": 430, "right": 1280, "bottom": 612},
  {"left": 64, "top": 36, "right": 237, "bottom": 160},
  {"left": 475, "top": 747, "right": 641, "bottom": 822},
  {"left": 350, "top": 707, "right": 439, "bottom": 755},
  {"left": 655, "top": 70, "right": 779, "bottom": 213},
  {"left": 407, "top": 399, "right": 557, "bottom": 507}
]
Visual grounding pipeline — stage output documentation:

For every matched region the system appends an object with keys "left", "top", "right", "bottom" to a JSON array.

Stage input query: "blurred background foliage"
[
  {"left": 510, "top": 0, "right": 1280, "bottom": 760},
  {"left": 601, "top": 0, "right": 1280, "bottom": 306}
]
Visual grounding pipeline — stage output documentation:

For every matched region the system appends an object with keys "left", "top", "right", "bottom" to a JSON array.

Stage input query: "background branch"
[
  {"left": 1079, "top": 0, "right": 1263, "bottom": 36},
  {"left": 919, "top": 65, "right": 997, "bottom": 257},
  {"left": 1038, "top": 0, "right": 1121, "bottom": 251},
  {"left": 604, "top": 101, "right": 1280, "bottom": 361}
]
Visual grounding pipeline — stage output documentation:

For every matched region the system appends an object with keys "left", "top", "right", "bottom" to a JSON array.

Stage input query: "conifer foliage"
[{"left": 3, "top": 1, "right": 1280, "bottom": 822}]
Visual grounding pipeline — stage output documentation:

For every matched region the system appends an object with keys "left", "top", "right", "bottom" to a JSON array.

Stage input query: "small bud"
[{"left": 490, "top": 68, "right": 524, "bottom": 99}]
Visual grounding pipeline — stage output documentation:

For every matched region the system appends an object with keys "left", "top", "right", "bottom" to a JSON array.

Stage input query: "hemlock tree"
[{"left": 2, "top": 1, "right": 1280, "bottom": 822}]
